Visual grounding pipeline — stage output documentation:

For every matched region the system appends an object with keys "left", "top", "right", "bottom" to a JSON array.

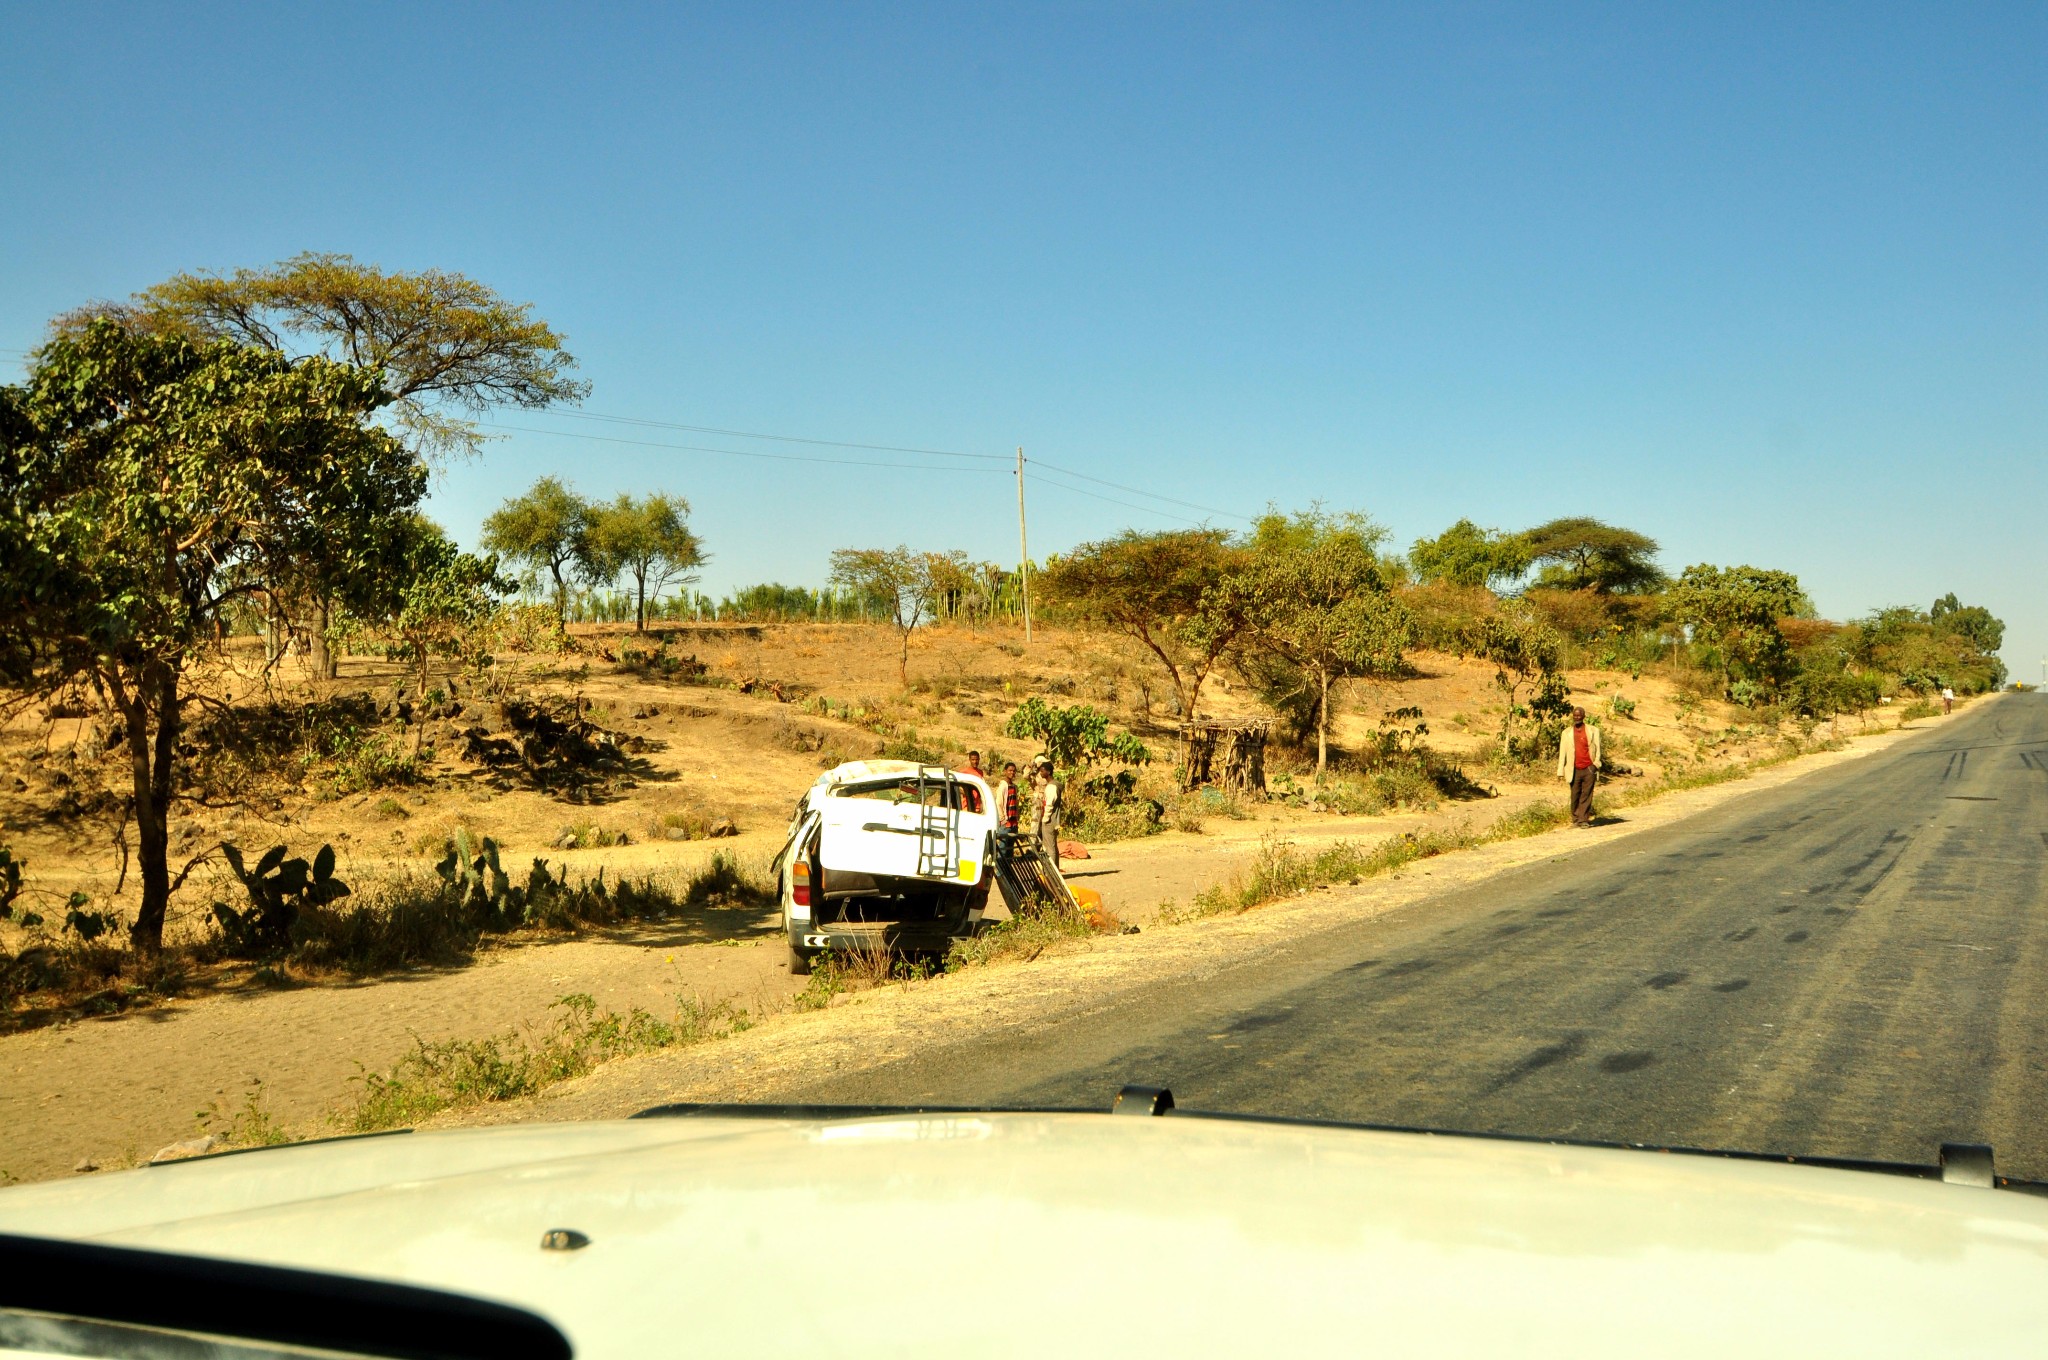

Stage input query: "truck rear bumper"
[{"left": 786, "top": 920, "right": 974, "bottom": 958}]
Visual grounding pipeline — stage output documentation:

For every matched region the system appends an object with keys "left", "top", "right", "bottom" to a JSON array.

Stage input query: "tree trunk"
[
  {"left": 1315, "top": 672, "right": 1330, "bottom": 780},
  {"left": 263, "top": 596, "right": 284, "bottom": 665},
  {"left": 551, "top": 565, "right": 569, "bottom": 626},
  {"left": 898, "top": 628, "right": 911, "bottom": 686},
  {"left": 127, "top": 666, "right": 180, "bottom": 955},
  {"left": 634, "top": 569, "right": 647, "bottom": 632},
  {"left": 306, "top": 594, "right": 338, "bottom": 681}
]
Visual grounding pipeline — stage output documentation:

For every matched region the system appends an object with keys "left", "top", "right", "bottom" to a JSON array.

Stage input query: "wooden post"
[{"left": 1016, "top": 446, "right": 1032, "bottom": 645}]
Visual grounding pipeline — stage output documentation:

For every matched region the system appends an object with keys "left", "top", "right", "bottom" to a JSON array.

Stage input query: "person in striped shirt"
[{"left": 994, "top": 761, "right": 1022, "bottom": 835}]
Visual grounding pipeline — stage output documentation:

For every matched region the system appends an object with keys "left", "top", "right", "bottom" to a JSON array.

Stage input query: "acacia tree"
[
  {"left": 59, "top": 254, "right": 588, "bottom": 675},
  {"left": 482, "top": 477, "right": 588, "bottom": 623},
  {"left": 1039, "top": 529, "right": 1250, "bottom": 720},
  {"left": 1523, "top": 517, "right": 1664, "bottom": 594},
  {"left": 1409, "top": 519, "right": 1532, "bottom": 591},
  {"left": 0, "top": 322, "right": 424, "bottom": 954},
  {"left": 1240, "top": 510, "right": 1415, "bottom": 777},
  {"left": 828, "top": 547, "right": 972, "bottom": 685},
  {"left": 578, "top": 494, "right": 705, "bottom": 632}
]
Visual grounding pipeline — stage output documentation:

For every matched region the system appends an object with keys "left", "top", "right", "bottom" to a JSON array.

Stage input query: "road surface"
[{"left": 794, "top": 695, "right": 2048, "bottom": 1180}]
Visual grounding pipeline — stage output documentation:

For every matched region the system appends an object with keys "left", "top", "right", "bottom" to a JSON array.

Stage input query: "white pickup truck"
[{"left": 775, "top": 760, "right": 998, "bottom": 973}]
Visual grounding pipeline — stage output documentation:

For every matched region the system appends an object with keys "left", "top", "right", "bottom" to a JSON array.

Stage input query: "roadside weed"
[{"left": 348, "top": 992, "right": 748, "bottom": 1132}]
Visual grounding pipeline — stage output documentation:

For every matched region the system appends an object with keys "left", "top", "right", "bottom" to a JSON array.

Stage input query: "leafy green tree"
[
  {"left": 579, "top": 494, "right": 706, "bottom": 633},
  {"left": 376, "top": 518, "right": 509, "bottom": 701},
  {"left": 1002, "top": 698, "right": 1151, "bottom": 773},
  {"left": 1929, "top": 593, "right": 2005, "bottom": 655},
  {"left": 0, "top": 322, "right": 424, "bottom": 953},
  {"left": 1523, "top": 517, "right": 1665, "bottom": 594},
  {"left": 1409, "top": 519, "right": 1532, "bottom": 591},
  {"left": 1852, "top": 602, "right": 2006, "bottom": 694},
  {"left": 1040, "top": 529, "right": 1251, "bottom": 720},
  {"left": 828, "top": 546, "right": 972, "bottom": 685},
  {"left": 1466, "top": 611, "right": 1566, "bottom": 753},
  {"left": 481, "top": 477, "right": 589, "bottom": 623},
  {"left": 1239, "top": 509, "right": 1415, "bottom": 776},
  {"left": 1667, "top": 564, "right": 1811, "bottom": 698}
]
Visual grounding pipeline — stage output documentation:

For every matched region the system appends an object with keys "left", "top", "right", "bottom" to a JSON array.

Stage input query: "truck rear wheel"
[{"left": 786, "top": 943, "right": 812, "bottom": 976}]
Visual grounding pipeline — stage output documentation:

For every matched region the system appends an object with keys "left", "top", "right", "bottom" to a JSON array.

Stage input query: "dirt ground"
[{"left": 0, "top": 620, "right": 1917, "bottom": 1185}]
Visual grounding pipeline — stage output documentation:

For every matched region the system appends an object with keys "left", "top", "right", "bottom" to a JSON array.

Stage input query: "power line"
[
  {"left": 0, "top": 348, "right": 1252, "bottom": 524},
  {"left": 1027, "top": 466, "right": 1212, "bottom": 527},
  {"left": 479, "top": 421, "right": 1006, "bottom": 474},
  {"left": 555, "top": 409, "right": 1010, "bottom": 462},
  {"left": 1028, "top": 455, "right": 1251, "bottom": 522},
  {"left": 558, "top": 408, "right": 1246, "bottom": 520}
]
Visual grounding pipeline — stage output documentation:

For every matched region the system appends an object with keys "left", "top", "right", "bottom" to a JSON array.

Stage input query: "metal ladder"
[
  {"left": 991, "top": 834, "right": 1081, "bottom": 915},
  {"left": 913, "top": 767, "right": 962, "bottom": 879}
]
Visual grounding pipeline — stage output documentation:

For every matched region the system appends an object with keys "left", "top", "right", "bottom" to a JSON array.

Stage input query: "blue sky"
[{"left": 4, "top": 3, "right": 2041, "bottom": 672}]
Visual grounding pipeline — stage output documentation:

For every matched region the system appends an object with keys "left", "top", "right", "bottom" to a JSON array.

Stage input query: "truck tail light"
[{"left": 791, "top": 861, "right": 812, "bottom": 907}]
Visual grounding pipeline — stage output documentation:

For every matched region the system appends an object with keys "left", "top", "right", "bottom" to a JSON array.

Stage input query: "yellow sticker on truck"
[{"left": 958, "top": 859, "right": 977, "bottom": 882}]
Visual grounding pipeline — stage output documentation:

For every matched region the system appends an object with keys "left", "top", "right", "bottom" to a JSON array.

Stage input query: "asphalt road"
[{"left": 795, "top": 695, "right": 2048, "bottom": 1180}]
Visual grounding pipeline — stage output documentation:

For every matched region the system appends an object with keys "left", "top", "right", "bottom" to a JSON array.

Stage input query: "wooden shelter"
[{"left": 1180, "top": 719, "right": 1270, "bottom": 795}]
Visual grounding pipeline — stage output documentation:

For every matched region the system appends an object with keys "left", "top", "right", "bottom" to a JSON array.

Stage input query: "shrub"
[
  {"left": 877, "top": 733, "right": 951, "bottom": 765},
  {"left": 1523, "top": 587, "right": 1621, "bottom": 643},
  {"left": 1607, "top": 694, "right": 1637, "bottom": 720},
  {"left": 1399, "top": 583, "right": 1496, "bottom": 654},
  {"left": 945, "top": 909, "right": 1102, "bottom": 970},
  {"left": 349, "top": 992, "right": 747, "bottom": 1131},
  {"left": 314, "top": 726, "right": 421, "bottom": 798},
  {"left": 1064, "top": 770, "right": 1165, "bottom": 842},
  {"left": 1002, "top": 698, "right": 1149, "bottom": 771},
  {"left": 1485, "top": 802, "right": 1568, "bottom": 839},
  {"left": 282, "top": 850, "right": 772, "bottom": 977}
]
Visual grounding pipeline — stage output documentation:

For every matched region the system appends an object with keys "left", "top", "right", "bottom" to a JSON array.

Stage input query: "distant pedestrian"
[
  {"left": 964, "top": 750, "right": 985, "bottom": 778},
  {"left": 1033, "top": 758, "right": 1063, "bottom": 863},
  {"left": 1941, "top": 686, "right": 1955, "bottom": 715},
  {"left": 994, "top": 761, "right": 1022, "bottom": 835},
  {"left": 1557, "top": 707, "right": 1602, "bottom": 828}
]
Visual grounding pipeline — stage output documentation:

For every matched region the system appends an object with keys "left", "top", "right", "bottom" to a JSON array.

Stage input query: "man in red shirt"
[{"left": 1556, "top": 706, "right": 1603, "bottom": 828}]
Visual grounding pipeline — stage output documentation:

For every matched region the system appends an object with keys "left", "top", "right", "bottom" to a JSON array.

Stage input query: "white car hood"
[{"left": 2, "top": 1113, "right": 2044, "bottom": 1358}]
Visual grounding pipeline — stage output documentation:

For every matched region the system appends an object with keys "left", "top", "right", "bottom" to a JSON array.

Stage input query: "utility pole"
[{"left": 1016, "top": 447, "right": 1032, "bottom": 644}]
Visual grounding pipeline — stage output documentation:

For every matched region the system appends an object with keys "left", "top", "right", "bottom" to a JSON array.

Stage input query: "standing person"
[
  {"left": 963, "top": 750, "right": 985, "bottom": 778},
  {"left": 1941, "top": 686, "right": 1955, "bottom": 715},
  {"left": 993, "top": 761, "right": 1022, "bottom": 836},
  {"left": 1033, "top": 758, "right": 1063, "bottom": 863},
  {"left": 1557, "top": 707, "right": 1602, "bottom": 828}
]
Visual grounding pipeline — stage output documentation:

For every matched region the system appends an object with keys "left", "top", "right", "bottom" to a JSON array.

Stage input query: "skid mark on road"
[
  {"left": 1599, "top": 1051, "right": 1657, "bottom": 1074},
  {"left": 1488, "top": 1033, "right": 1588, "bottom": 1093}
]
